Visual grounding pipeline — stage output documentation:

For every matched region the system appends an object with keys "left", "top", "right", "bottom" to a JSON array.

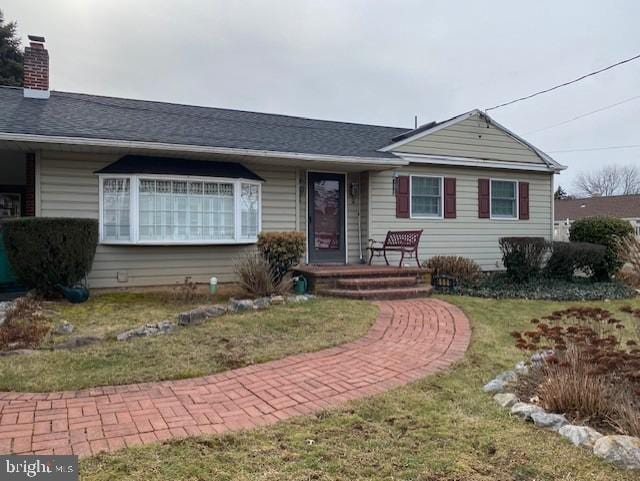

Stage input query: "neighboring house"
[
  {"left": 0, "top": 37, "right": 565, "bottom": 289},
  {"left": 554, "top": 195, "right": 640, "bottom": 241}
]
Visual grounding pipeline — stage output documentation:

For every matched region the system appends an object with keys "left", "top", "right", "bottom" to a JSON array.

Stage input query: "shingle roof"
[
  {"left": 0, "top": 86, "right": 408, "bottom": 159},
  {"left": 555, "top": 195, "right": 640, "bottom": 221}
]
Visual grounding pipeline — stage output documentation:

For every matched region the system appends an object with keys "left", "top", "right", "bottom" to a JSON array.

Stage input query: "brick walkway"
[{"left": 0, "top": 299, "right": 470, "bottom": 457}]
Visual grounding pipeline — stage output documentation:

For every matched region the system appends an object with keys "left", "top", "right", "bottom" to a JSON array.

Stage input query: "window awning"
[{"left": 95, "top": 155, "right": 264, "bottom": 181}]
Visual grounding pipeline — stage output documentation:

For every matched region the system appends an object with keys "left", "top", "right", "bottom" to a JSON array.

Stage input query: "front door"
[{"left": 308, "top": 172, "right": 346, "bottom": 263}]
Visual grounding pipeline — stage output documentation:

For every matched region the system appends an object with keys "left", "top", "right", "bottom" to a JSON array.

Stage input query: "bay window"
[{"left": 99, "top": 175, "right": 261, "bottom": 244}]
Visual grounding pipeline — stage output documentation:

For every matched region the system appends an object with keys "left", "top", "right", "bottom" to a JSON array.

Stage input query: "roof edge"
[{"left": 0, "top": 132, "right": 409, "bottom": 167}]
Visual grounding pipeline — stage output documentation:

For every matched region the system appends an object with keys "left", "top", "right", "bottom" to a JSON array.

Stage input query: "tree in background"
[
  {"left": 554, "top": 185, "right": 568, "bottom": 200},
  {"left": 0, "top": 9, "right": 23, "bottom": 87},
  {"left": 574, "top": 164, "right": 640, "bottom": 197}
]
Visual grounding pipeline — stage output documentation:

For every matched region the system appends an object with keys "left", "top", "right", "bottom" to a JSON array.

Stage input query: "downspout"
[{"left": 358, "top": 172, "right": 363, "bottom": 263}]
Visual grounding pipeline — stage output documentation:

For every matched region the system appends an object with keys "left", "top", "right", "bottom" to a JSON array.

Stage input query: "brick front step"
[
  {"left": 293, "top": 265, "right": 430, "bottom": 291},
  {"left": 336, "top": 276, "right": 419, "bottom": 290},
  {"left": 320, "top": 286, "right": 433, "bottom": 300},
  {"left": 294, "top": 265, "right": 427, "bottom": 279}
]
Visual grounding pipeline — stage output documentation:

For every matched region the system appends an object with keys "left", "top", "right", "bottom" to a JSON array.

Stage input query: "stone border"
[{"left": 484, "top": 355, "right": 640, "bottom": 470}]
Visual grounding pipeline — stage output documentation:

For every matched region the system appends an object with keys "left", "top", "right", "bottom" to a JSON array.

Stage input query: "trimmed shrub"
[
  {"left": 257, "top": 231, "right": 305, "bottom": 281},
  {"left": 425, "top": 255, "right": 482, "bottom": 287},
  {"left": 235, "top": 252, "right": 289, "bottom": 297},
  {"left": 545, "top": 241, "right": 609, "bottom": 281},
  {"left": 569, "top": 216, "right": 634, "bottom": 277},
  {"left": 1, "top": 218, "right": 98, "bottom": 297},
  {"left": 499, "top": 237, "right": 549, "bottom": 283}
]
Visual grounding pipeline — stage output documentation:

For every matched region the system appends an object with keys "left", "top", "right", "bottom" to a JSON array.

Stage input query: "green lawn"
[
  {"left": 0, "top": 294, "right": 376, "bottom": 392},
  {"left": 79, "top": 296, "right": 640, "bottom": 481}
]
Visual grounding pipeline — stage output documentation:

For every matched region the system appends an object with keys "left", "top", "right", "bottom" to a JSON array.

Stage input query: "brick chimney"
[{"left": 23, "top": 35, "right": 50, "bottom": 99}]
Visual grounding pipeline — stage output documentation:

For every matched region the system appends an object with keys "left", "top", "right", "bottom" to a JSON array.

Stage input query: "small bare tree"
[{"left": 574, "top": 164, "right": 640, "bottom": 197}]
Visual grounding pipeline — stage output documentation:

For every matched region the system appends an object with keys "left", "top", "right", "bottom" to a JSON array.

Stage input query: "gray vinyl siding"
[
  {"left": 38, "top": 151, "right": 297, "bottom": 288},
  {"left": 393, "top": 113, "right": 545, "bottom": 164},
  {"left": 368, "top": 165, "right": 553, "bottom": 270}
]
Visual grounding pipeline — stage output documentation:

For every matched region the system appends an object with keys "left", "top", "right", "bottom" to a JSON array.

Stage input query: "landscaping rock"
[
  {"left": 483, "top": 370, "right": 517, "bottom": 393},
  {"left": 0, "top": 301, "right": 12, "bottom": 327},
  {"left": 287, "top": 294, "right": 314, "bottom": 303},
  {"left": 116, "top": 321, "right": 175, "bottom": 341},
  {"left": 531, "top": 349, "right": 554, "bottom": 363},
  {"left": 0, "top": 349, "right": 38, "bottom": 357},
  {"left": 514, "top": 361, "right": 529, "bottom": 375},
  {"left": 254, "top": 297, "right": 272, "bottom": 309},
  {"left": 178, "top": 305, "right": 226, "bottom": 325},
  {"left": 531, "top": 412, "right": 568, "bottom": 431},
  {"left": 593, "top": 436, "right": 640, "bottom": 470},
  {"left": 53, "top": 321, "right": 74, "bottom": 335},
  {"left": 229, "top": 299, "right": 255, "bottom": 312},
  {"left": 493, "top": 393, "right": 519, "bottom": 408},
  {"left": 510, "top": 402, "right": 545, "bottom": 420},
  {"left": 52, "top": 336, "right": 103, "bottom": 350},
  {"left": 558, "top": 425, "right": 603, "bottom": 448},
  {"left": 270, "top": 295, "right": 285, "bottom": 305}
]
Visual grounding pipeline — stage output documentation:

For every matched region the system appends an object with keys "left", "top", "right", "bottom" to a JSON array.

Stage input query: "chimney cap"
[{"left": 27, "top": 35, "right": 45, "bottom": 43}]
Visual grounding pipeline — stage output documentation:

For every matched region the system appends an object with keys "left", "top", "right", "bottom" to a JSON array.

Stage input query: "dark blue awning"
[{"left": 95, "top": 155, "right": 264, "bottom": 181}]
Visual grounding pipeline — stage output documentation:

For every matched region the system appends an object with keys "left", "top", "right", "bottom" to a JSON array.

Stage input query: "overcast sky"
[{"left": 4, "top": 0, "right": 639, "bottom": 191}]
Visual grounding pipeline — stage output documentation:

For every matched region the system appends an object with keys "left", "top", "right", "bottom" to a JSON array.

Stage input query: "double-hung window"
[
  {"left": 411, "top": 176, "right": 442, "bottom": 218},
  {"left": 99, "top": 175, "right": 261, "bottom": 244},
  {"left": 490, "top": 180, "right": 517, "bottom": 219}
]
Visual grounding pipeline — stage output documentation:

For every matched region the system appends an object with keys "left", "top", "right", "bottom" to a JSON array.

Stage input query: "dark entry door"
[{"left": 308, "top": 172, "right": 346, "bottom": 263}]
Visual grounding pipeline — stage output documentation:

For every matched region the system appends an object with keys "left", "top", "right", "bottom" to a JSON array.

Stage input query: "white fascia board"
[
  {"left": 397, "top": 153, "right": 560, "bottom": 173},
  {"left": 0, "top": 132, "right": 409, "bottom": 168}
]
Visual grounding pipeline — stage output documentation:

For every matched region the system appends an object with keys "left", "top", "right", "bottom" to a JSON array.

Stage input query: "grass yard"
[
  {"left": 79, "top": 296, "right": 640, "bottom": 481},
  {"left": 0, "top": 294, "right": 376, "bottom": 392}
]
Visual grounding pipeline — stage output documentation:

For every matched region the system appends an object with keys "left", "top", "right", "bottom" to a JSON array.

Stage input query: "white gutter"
[
  {"left": 396, "top": 152, "right": 563, "bottom": 173},
  {"left": 0, "top": 132, "right": 408, "bottom": 168}
]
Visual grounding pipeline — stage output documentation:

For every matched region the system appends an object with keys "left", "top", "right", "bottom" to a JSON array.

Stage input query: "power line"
[
  {"left": 485, "top": 52, "right": 640, "bottom": 111},
  {"left": 548, "top": 144, "right": 640, "bottom": 154},
  {"left": 524, "top": 95, "right": 640, "bottom": 135}
]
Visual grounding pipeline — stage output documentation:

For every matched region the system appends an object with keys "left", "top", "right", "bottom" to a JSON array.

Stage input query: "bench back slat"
[{"left": 383, "top": 229, "right": 423, "bottom": 248}]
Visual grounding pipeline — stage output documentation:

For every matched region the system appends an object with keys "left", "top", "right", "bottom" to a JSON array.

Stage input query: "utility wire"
[
  {"left": 548, "top": 144, "right": 640, "bottom": 153},
  {"left": 485, "top": 53, "right": 640, "bottom": 111},
  {"left": 524, "top": 95, "right": 640, "bottom": 135}
]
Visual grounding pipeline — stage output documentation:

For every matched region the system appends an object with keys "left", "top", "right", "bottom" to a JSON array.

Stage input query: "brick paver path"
[{"left": 0, "top": 299, "right": 470, "bottom": 457}]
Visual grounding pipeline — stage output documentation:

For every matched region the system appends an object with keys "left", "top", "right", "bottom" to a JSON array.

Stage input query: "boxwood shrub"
[
  {"left": 545, "top": 241, "right": 609, "bottom": 281},
  {"left": 498, "top": 237, "right": 549, "bottom": 283},
  {"left": 257, "top": 231, "right": 305, "bottom": 281},
  {"left": 569, "top": 216, "right": 634, "bottom": 276},
  {"left": 1, "top": 217, "right": 98, "bottom": 297}
]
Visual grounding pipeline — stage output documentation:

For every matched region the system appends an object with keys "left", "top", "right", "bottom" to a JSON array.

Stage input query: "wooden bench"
[{"left": 367, "top": 230, "right": 423, "bottom": 267}]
